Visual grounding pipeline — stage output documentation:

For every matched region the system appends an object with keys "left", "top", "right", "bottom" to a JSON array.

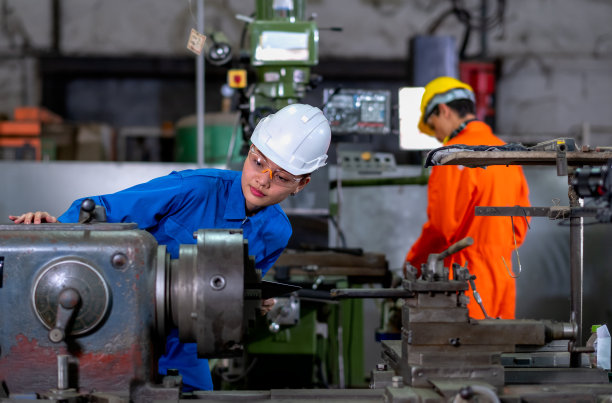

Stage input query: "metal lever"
[
  {"left": 78, "top": 198, "right": 107, "bottom": 224},
  {"left": 437, "top": 237, "right": 474, "bottom": 261},
  {"left": 49, "top": 288, "right": 81, "bottom": 343},
  {"left": 424, "top": 237, "right": 474, "bottom": 280}
]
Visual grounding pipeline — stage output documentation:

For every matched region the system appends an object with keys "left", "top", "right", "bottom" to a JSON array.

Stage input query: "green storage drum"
[{"left": 175, "top": 112, "right": 244, "bottom": 164}]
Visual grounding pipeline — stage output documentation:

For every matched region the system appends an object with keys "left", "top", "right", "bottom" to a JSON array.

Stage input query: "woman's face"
[{"left": 241, "top": 146, "right": 310, "bottom": 215}]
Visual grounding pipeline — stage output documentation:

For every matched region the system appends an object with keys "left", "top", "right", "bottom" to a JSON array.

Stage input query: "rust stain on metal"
[
  {"left": 1, "top": 334, "right": 146, "bottom": 393},
  {"left": 79, "top": 343, "right": 144, "bottom": 380},
  {"left": 0, "top": 334, "right": 67, "bottom": 391}
]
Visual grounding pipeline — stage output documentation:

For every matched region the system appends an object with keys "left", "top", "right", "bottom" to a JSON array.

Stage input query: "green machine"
[
  {"left": 174, "top": 0, "right": 320, "bottom": 163},
  {"left": 238, "top": 0, "right": 320, "bottom": 140},
  {"left": 212, "top": 251, "right": 391, "bottom": 390}
]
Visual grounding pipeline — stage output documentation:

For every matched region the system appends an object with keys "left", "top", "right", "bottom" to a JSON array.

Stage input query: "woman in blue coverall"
[{"left": 9, "top": 103, "right": 332, "bottom": 392}]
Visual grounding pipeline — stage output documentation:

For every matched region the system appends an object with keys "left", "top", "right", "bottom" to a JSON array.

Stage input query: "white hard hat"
[{"left": 250, "top": 104, "right": 331, "bottom": 175}]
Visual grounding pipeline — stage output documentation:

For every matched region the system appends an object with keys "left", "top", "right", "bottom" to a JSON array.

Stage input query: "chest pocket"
[{"left": 154, "top": 217, "right": 196, "bottom": 257}]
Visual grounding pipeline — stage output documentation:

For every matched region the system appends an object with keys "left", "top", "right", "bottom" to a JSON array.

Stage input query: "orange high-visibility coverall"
[{"left": 406, "top": 121, "right": 531, "bottom": 319}]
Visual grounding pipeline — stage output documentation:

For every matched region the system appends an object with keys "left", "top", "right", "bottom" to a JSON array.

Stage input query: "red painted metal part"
[
  {"left": 0, "top": 333, "right": 150, "bottom": 394},
  {"left": 460, "top": 60, "right": 497, "bottom": 127}
]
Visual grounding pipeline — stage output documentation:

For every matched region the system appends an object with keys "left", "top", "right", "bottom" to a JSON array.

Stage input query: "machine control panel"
[{"left": 323, "top": 88, "right": 391, "bottom": 135}]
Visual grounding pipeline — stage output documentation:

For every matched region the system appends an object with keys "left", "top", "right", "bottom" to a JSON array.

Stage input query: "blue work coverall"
[{"left": 58, "top": 168, "right": 292, "bottom": 391}]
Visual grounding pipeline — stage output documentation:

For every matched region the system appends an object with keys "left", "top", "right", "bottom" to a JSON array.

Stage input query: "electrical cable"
[
  {"left": 452, "top": 0, "right": 506, "bottom": 30},
  {"left": 330, "top": 158, "right": 348, "bottom": 248},
  {"left": 218, "top": 357, "right": 259, "bottom": 383},
  {"left": 426, "top": 0, "right": 506, "bottom": 59}
]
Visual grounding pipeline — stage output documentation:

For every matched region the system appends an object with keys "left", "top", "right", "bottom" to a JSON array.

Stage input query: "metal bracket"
[{"left": 556, "top": 140, "right": 569, "bottom": 176}]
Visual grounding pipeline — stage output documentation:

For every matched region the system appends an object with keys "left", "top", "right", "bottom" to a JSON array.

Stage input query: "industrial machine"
[
  {"left": 322, "top": 88, "right": 392, "bottom": 136},
  {"left": 233, "top": 250, "right": 391, "bottom": 390},
  {"left": 0, "top": 201, "right": 268, "bottom": 401},
  {"left": 353, "top": 236, "right": 612, "bottom": 401},
  {"left": 3, "top": 146, "right": 612, "bottom": 402},
  {"left": 235, "top": 0, "right": 323, "bottom": 143}
]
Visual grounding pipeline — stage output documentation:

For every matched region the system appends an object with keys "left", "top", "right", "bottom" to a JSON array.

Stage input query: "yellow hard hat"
[{"left": 418, "top": 76, "right": 475, "bottom": 136}]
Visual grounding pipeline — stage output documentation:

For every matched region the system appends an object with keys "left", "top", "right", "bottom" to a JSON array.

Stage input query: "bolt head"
[{"left": 111, "top": 253, "right": 128, "bottom": 269}]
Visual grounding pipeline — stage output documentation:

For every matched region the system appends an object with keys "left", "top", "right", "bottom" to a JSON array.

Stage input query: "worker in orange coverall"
[{"left": 405, "top": 76, "right": 531, "bottom": 320}]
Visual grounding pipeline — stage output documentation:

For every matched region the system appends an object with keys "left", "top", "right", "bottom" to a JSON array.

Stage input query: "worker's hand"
[
  {"left": 9, "top": 211, "right": 58, "bottom": 224},
  {"left": 260, "top": 298, "right": 276, "bottom": 316}
]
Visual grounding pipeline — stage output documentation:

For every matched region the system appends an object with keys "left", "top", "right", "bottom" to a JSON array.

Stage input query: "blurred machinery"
[
  {"left": 322, "top": 89, "right": 392, "bottom": 136},
  {"left": 460, "top": 61, "right": 497, "bottom": 128},
  {"left": 572, "top": 157, "right": 612, "bottom": 223},
  {"left": 235, "top": 0, "right": 324, "bottom": 145}
]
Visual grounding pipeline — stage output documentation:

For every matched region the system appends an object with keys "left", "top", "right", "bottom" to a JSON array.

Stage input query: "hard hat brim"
[{"left": 418, "top": 118, "right": 435, "bottom": 137}]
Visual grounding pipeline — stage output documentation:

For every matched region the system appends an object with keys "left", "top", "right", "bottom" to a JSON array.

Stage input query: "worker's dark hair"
[
  {"left": 447, "top": 99, "right": 475, "bottom": 118},
  {"left": 429, "top": 99, "right": 475, "bottom": 120}
]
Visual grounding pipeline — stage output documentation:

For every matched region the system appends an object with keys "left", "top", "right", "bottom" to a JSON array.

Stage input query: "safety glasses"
[{"left": 248, "top": 145, "right": 303, "bottom": 188}]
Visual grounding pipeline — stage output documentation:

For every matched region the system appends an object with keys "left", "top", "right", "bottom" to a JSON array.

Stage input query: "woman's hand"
[{"left": 9, "top": 211, "right": 58, "bottom": 224}]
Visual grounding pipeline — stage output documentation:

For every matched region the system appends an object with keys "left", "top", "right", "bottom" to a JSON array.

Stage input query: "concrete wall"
[
  {"left": 0, "top": 0, "right": 611, "bottom": 142},
  {"left": 5, "top": 1, "right": 611, "bottom": 59}
]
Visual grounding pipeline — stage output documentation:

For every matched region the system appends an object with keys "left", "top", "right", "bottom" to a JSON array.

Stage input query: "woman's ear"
[{"left": 294, "top": 175, "right": 311, "bottom": 194}]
